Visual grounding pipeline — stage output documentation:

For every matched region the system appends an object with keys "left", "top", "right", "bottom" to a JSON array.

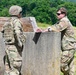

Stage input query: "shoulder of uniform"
[
  {"left": 61, "top": 16, "right": 69, "bottom": 22},
  {"left": 14, "top": 18, "right": 19, "bottom": 22},
  {"left": 13, "top": 18, "right": 21, "bottom": 24}
]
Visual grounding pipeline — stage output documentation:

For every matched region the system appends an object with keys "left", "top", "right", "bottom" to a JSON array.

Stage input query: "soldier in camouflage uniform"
[
  {"left": 2, "top": 5, "right": 26, "bottom": 75},
  {"left": 37, "top": 7, "right": 76, "bottom": 75}
]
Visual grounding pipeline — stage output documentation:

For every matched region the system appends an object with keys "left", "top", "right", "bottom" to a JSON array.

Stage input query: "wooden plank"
[{"left": 0, "top": 17, "right": 34, "bottom": 32}]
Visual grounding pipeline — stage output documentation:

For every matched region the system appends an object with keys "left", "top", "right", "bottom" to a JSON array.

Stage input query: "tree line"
[{"left": 0, "top": 0, "right": 76, "bottom": 26}]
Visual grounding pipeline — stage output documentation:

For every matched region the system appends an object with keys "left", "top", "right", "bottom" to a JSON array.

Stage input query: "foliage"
[{"left": 0, "top": 0, "right": 76, "bottom": 26}]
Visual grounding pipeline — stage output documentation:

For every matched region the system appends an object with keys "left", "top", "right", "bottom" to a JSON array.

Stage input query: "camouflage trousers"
[
  {"left": 60, "top": 49, "right": 75, "bottom": 75},
  {"left": 4, "top": 45, "right": 22, "bottom": 75}
]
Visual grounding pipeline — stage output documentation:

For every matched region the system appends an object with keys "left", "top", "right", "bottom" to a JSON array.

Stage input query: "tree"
[{"left": 0, "top": 0, "right": 76, "bottom": 26}]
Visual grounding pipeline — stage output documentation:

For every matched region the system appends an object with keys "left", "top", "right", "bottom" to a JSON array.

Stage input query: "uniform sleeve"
[
  {"left": 14, "top": 19, "right": 26, "bottom": 47},
  {"left": 51, "top": 20, "right": 68, "bottom": 32},
  {"left": 14, "top": 19, "right": 23, "bottom": 47},
  {"left": 14, "top": 20, "right": 23, "bottom": 34}
]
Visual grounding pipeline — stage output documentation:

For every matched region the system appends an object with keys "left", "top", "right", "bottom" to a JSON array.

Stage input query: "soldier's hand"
[
  {"left": 43, "top": 27, "right": 52, "bottom": 32},
  {"left": 35, "top": 28, "right": 43, "bottom": 32}
]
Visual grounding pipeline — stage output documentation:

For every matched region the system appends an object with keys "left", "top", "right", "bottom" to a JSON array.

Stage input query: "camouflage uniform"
[
  {"left": 2, "top": 5, "right": 26, "bottom": 75},
  {"left": 51, "top": 16, "right": 76, "bottom": 75}
]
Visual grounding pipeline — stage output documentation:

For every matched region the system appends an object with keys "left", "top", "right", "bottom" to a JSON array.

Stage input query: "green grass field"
[{"left": 37, "top": 22, "right": 76, "bottom": 75}]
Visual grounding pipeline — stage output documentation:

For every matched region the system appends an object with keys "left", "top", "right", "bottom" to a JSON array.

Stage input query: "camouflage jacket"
[
  {"left": 11, "top": 17, "right": 26, "bottom": 47},
  {"left": 51, "top": 16, "right": 76, "bottom": 50}
]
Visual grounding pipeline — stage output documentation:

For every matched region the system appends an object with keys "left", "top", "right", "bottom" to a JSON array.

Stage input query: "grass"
[
  {"left": 37, "top": 22, "right": 76, "bottom": 75},
  {"left": 73, "top": 26, "right": 76, "bottom": 38},
  {"left": 37, "top": 22, "right": 50, "bottom": 29}
]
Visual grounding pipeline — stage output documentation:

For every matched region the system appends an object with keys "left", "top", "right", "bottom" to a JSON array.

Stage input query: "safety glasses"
[{"left": 56, "top": 13, "right": 62, "bottom": 16}]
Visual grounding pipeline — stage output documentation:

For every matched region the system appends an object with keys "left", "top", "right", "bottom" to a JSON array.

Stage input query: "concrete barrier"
[
  {"left": 22, "top": 32, "right": 61, "bottom": 75},
  {"left": 0, "top": 32, "right": 61, "bottom": 75},
  {"left": 0, "top": 32, "right": 5, "bottom": 75}
]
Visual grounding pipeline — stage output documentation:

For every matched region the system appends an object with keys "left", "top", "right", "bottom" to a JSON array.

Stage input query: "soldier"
[
  {"left": 2, "top": 5, "right": 26, "bottom": 75},
  {"left": 37, "top": 7, "right": 76, "bottom": 75},
  {"left": 49, "top": 7, "right": 76, "bottom": 75}
]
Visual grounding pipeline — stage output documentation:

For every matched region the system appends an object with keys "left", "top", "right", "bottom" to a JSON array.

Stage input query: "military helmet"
[{"left": 9, "top": 5, "right": 22, "bottom": 15}]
